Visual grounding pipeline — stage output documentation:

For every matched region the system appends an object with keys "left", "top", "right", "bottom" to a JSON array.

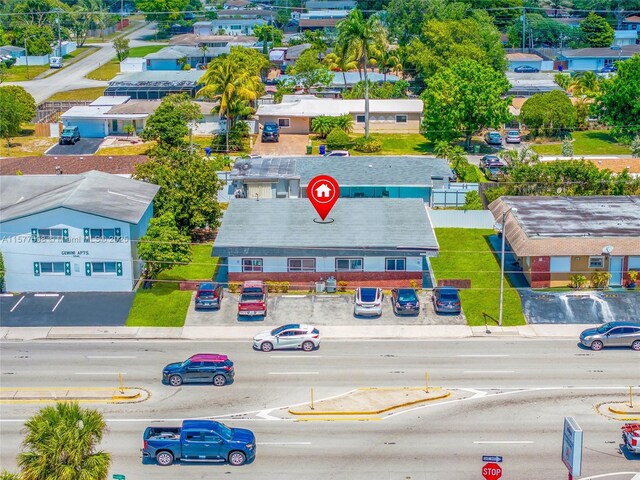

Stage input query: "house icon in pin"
[{"left": 315, "top": 183, "right": 332, "bottom": 198}]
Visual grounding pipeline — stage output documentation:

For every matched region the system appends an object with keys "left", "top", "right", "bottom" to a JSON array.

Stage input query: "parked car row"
[{"left": 484, "top": 130, "right": 521, "bottom": 146}]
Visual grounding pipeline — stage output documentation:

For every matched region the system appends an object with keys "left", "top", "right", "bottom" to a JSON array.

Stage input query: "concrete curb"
[
  {"left": 608, "top": 405, "right": 640, "bottom": 416},
  {"left": 0, "top": 387, "right": 147, "bottom": 403},
  {"left": 288, "top": 389, "right": 451, "bottom": 416}
]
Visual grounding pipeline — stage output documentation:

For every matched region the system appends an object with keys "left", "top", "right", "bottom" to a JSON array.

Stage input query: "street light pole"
[
  {"left": 499, "top": 206, "right": 518, "bottom": 326},
  {"left": 23, "top": 37, "right": 29, "bottom": 80}
]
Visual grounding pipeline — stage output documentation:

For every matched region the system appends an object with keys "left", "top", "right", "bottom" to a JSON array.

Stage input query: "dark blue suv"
[{"left": 162, "top": 354, "right": 234, "bottom": 387}]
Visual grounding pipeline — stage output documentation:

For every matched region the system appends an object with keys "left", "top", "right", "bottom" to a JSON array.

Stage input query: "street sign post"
[
  {"left": 482, "top": 462, "right": 503, "bottom": 480},
  {"left": 562, "top": 416, "right": 583, "bottom": 479},
  {"left": 482, "top": 455, "right": 503, "bottom": 463}
]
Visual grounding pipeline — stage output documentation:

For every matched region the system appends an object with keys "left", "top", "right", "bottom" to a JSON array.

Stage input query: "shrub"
[
  {"left": 353, "top": 136, "right": 382, "bottom": 153},
  {"left": 569, "top": 274, "right": 587, "bottom": 289},
  {"left": 280, "top": 281, "right": 290, "bottom": 293},
  {"left": 561, "top": 137, "right": 574, "bottom": 157},
  {"left": 460, "top": 190, "right": 483, "bottom": 210},
  {"left": 312, "top": 114, "right": 354, "bottom": 138},
  {"left": 326, "top": 128, "right": 351, "bottom": 149},
  {"left": 228, "top": 282, "right": 241, "bottom": 293},
  {"left": 409, "top": 279, "right": 419, "bottom": 289},
  {"left": 631, "top": 136, "right": 640, "bottom": 158},
  {"left": 211, "top": 121, "right": 249, "bottom": 152},
  {"left": 337, "top": 280, "right": 348, "bottom": 292},
  {"left": 182, "top": 63, "right": 192, "bottom": 70},
  {"left": 590, "top": 271, "right": 611, "bottom": 289},
  {"left": 483, "top": 186, "right": 506, "bottom": 205},
  {"left": 265, "top": 281, "right": 278, "bottom": 293}
]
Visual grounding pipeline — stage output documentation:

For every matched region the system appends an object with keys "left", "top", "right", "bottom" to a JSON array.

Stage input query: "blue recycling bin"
[
  {"left": 319, "top": 145, "right": 326, "bottom": 155},
  {"left": 558, "top": 65, "right": 563, "bottom": 72},
  {"left": 205, "top": 147, "right": 211, "bottom": 157}
]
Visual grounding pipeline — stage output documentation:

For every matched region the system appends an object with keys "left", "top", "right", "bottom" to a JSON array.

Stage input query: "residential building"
[
  {"left": 0, "top": 171, "right": 159, "bottom": 292},
  {"left": 295, "top": 9, "right": 350, "bottom": 30},
  {"left": 0, "top": 45, "right": 26, "bottom": 58},
  {"left": 217, "top": 9, "right": 276, "bottom": 21},
  {"left": 212, "top": 198, "right": 439, "bottom": 287},
  {"left": 194, "top": 18, "right": 267, "bottom": 36},
  {"left": 622, "top": 15, "right": 640, "bottom": 31},
  {"left": 169, "top": 34, "right": 258, "bottom": 48},
  {"left": 61, "top": 96, "right": 219, "bottom": 137},
  {"left": 256, "top": 95, "right": 423, "bottom": 134},
  {"left": 559, "top": 45, "right": 640, "bottom": 71},
  {"left": 229, "top": 156, "right": 453, "bottom": 203},
  {"left": 104, "top": 70, "right": 206, "bottom": 99},
  {"left": 506, "top": 53, "right": 544, "bottom": 71},
  {"left": 489, "top": 196, "right": 640, "bottom": 288},
  {"left": 305, "top": 0, "right": 356, "bottom": 9},
  {"left": 279, "top": 71, "right": 400, "bottom": 90},
  {"left": 613, "top": 29, "right": 638, "bottom": 47}
]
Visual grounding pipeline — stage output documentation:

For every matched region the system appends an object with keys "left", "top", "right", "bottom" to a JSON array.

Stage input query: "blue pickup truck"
[{"left": 142, "top": 420, "right": 256, "bottom": 466}]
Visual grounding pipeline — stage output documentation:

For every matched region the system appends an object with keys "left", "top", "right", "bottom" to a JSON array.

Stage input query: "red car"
[{"left": 238, "top": 281, "right": 268, "bottom": 317}]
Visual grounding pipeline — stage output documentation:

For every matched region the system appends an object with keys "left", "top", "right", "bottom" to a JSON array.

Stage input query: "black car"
[
  {"left": 261, "top": 122, "right": 279, "bottom": 142},
  {"left": 391, "top": 288, "right": 420, "bottom": 315},
  {"left": 479, "top": 155, "right": 501, "bottom": 169},
  {"left": 514, "top": 65, "right": 540, "bottom": 73},
  {"left": 162, "top": 354, "right": 234, "bottom": 387},
  {"left": 194, "top": 282, "right": 224, "bottom": 310},
  {"left": 600, "top": 65, "right": 617, "bottom": 73},
  {"left": 432, "top": 287, "right": 462, "bottom": 315}
]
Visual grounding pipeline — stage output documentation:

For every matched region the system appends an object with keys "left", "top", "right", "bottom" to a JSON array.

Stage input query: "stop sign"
[{"left": 482, "top": 462, "right": 503, "bottom": 480}]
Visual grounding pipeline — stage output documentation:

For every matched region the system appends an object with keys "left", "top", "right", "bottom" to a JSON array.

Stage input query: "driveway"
[
  {"left": 46, "top": 138, "right": 104, "bottom": 156},
  {"left": 185, "top": 291, "right": 466, "bottom": 326},
  {"left": 251, "top": 134, "right": 309, "bottom": 156},
  {"left": 0, "top": 292, "right": 134, "bottom": 327}
]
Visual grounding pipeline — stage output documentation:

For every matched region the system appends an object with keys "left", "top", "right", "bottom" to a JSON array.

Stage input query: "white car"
[
  {"left": 324, "top": 150, "right": 350, "bottom": 157},
  {"left": 253, "top": 324, "right": 320, "bottom": 352},
  {"left": 354, "top": 287, "right": 384, "bottom": 317}
]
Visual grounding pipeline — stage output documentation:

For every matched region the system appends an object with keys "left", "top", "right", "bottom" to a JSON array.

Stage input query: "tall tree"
[
  {"left": 196, "top": 56, "right": 261, "bottom": 152},
  {"left": 421, "top": 58, "right": 512, "bottom": 147},
  {"left": 0, "top": 86, "right": 36, "bottom": 147},
  {"left": 336, "top": 9, "right": 387, "bottom": 138},
  {"left": 286, "top": 48, "right": 333, "bottom": 93},
  {"left": 133, "top": 149, "right": 225, "bottom": 234},
  {"left": 136, "top": 0, "right": 190, "bottom": 32},
  {"left": 580, "top": 12, "right": 615, "bottom": 47},
  {"left": 372, "top": 47, "right": 402, "bottom": 81},
  {"left": 138, "top": 212, "right": 192, "bottom": 279},
  {"left": 17, "top": 402, "right": 110, "bottom": 480},
  {"left": 112, "top": 36, "right": 129, "bottom": 61},
  {"left": 253, "top": 24, "right": 283, "bottom": 55},
  {"left": 140, "top": 93, "right": 202, "bottom": 150},
  {"left": 597, "top": 54, "right": 640, "bottom": 141},
  {"left": 520, "top": 90, "right": 577, "bottom": 137},
  {"left": 323, "top": 49, "right": 358, "bottom": 90}
]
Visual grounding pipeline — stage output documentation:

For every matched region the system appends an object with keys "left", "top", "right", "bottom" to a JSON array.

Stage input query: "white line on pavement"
[
  {"left": 0, "top": 293, "right": 14, "bottom": 297},
  {"left": 580, "top": 472, "right": 640, "bottom": 480},
  {"left": 457, "top": 355, "right": 510, "bottom": 357},
  {"left": 74, "top": 372, "right": 127, "bottom": 375},
  {"left": 270, "top": 355, "right": 322, "bottom": 358},
  {"left": 34, "top": 294, "right": 59, "bottom": 297},
  {"left": 268, "top": 372, "right": 319, "bottom": 375},
  {"left": 473, "top": 441, "right": 534, "bottom": 444},
  {"left": 463, "top": 371, "right": 515, "bottom": 374},
  {"left": 51, "top": 295, "right": 64, "bottom": 312},
  {"left": 257, "top": 442, "right": 312, "bottom": 446},
  {"left": 86, "top": 356, "right": 137, "bottom": 359},
  {"left": 9, "top": 296, "right": 25, "bottom": 312}
]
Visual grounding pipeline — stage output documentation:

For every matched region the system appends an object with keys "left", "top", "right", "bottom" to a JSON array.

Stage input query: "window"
[
  {"left": 230, "top": 25, "right": 241, "bottom": 30},
  {"left": 242, "top": 258, "right": 263, "bottom": 272},
  {"left": 90, "top": 228, "right": 116, "bottom": 241},
  {"left": 549, "top": 256, "right": 571, "bottom": 273},
  {"left": 288, "top": 258, "right": 316, "bottom": 272},
  {"left": 278, "top": 118, "right": 290, "bottom": 128},
  {"left": 385, "top": 258, "right": 406, "bottom": 271},
  {"left": 356, "top": 115, "right": 365, "bottom": 123},
  {"left": 91, "top": 262, "right": 117, "bottom": 274},
  {"left": 589, "top": 256, "right": 604, "bottom": 268},
  {"left": 37, "top": 228, "right": 64, "bottom": 240},
  {"left": 335, "top": 258, "right": 363, "bottom": 271},
  {"left": 40, "top": 262, "right": 65, "bottom": 274},
  {"left": 395, "top": 114, "right": 408, "bottom": 123}
]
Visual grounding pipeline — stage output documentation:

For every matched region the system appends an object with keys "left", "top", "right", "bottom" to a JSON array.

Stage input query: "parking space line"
[
  {"left": 51, "top": 295, "right": 64, "bottom": 312},
  {"left": 34, "top": 294, "right": 59, "bottom": 297},
  {"left": 9, "top": 296, "right": 25, "bottom": 313},
  {"left": 0, "top": 294, "right": 14, "bottom": 297}
]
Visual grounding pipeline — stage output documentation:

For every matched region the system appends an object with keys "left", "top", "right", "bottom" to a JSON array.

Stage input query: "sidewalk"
[{"left": 0, "top": 324, "right": 594, "bottom": 341}]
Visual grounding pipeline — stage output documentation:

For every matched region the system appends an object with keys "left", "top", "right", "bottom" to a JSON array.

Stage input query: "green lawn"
[
  {"left": 86, "top": 57, "right": 120, "bottom": 81},
  {"left": 128, "top": 45, "right": 165, "bottom": 57},
  {"left": 312, "top": 133, "right": 433, "bottom": 155},
  {"left": 46, "top": 87, "right": 107, "bottom": 102},
  {"left": 3, "top": 65, "right": 50, "bottom": 82},
  {"left": 430, "top": 228, "right": 525, "bottom": 326},
  {"left": 127, "top": 245, "right": 217, "bottom": 326},
  {"left": 530, "top": 130, "right": 630, "bottom": 155}
]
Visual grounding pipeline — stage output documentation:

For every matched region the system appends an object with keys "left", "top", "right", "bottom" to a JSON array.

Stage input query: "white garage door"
[{"left": 246, "top": 183, "right": 273, "bottom": 199}]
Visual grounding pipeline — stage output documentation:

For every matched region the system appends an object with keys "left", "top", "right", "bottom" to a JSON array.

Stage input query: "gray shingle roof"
[
  {"left": 212, "top": 198, "right": 438, "bottom": 257},
  {"left": 230, "top": 156, "right": 453, "bottom": 187},
  {"left": 0, "top": 171, "right": 159, "bottom": 224},
  {"left": 561, "top": 45, "right": 640, "bottom": 58}
]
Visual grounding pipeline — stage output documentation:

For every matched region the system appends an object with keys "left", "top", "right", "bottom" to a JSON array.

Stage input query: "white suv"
[{"left": 253, "top": 324, "right": 321, "bottom": 352}]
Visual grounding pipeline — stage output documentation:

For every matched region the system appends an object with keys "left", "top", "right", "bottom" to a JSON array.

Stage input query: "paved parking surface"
[
  {"left": 46, "top": 138, "right": 104, "bottom": 156},
  {"left": 250, "top": 134, "right": 309, "bottom": 156},
  {"left": 185, "top": 291, "right": 466, "bottom": 326},
  {"left": 0, "top": 292, "right": 134, "bottom": 326}
]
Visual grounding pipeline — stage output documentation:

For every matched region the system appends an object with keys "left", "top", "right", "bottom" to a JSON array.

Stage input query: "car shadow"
[
  {"left": 619, "top": 444, "right": 640, "bottom": 460},
  {"left": 237, "top": 315, "right": 266, "bottom": 322}
]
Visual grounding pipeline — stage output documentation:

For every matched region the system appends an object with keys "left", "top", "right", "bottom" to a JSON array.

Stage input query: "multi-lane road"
[{"left": 1, "top": 339, "right": 638, "bottom": 479}]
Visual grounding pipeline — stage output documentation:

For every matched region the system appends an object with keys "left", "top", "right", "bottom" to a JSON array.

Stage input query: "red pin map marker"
[{"left": 308, "top": 175, "right": 340, "bottom": 221}]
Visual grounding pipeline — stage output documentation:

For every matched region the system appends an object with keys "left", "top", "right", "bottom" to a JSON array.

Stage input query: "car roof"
[
  {"left": 198, "top": 282, "right": 219, "bottom": 290},
  {"left": 189, "top": 353, "right": 229, "bottom": 362},
  {"left": 602, "top": 321, "right": 640, "bottom": 328},
  {"left": 397, "top": 288, "right": 416, "bottom": 293},
  {"left": 278, "top": 323, "right": 315, "bottom": 330},
  {"left": 436, "top": 286, "right": 458, "bottom": 293},
  {"left": 182, "top": 419, "right": 221, "bottom": 430}
]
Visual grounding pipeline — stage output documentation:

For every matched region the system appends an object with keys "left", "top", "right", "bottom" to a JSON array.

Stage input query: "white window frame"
[
  {"left": 242, "top": 258, "right": 263, "bottom": 272},
  {"left": 39, "top": 262, "right": 66, "bottom": 275},
  {"left": 385, "top": 258, "right": 406, "bottom": 271},
  {"left": 589, "top": 256, "right": 605, "bottom": 268},
  {"left": 89, "top": 228, "right": 116, "bottom": 242},
  {"left": 91, "top": 262, "right": 118, "bottom": 275},
  {"left": 278, "top": 118, "right": 290, "bottom": 128},
  {"left": 395, "top": 114, "right": 408, "bottom": 123},
  {"left": 335, "top": 258, "right": 363, "bottom": 272},
  {"left": 288, "top": 258, "right": 316, "bottom": 272},
  {"left": 549, "top": 256, "right": 571, "bottom": 273}
]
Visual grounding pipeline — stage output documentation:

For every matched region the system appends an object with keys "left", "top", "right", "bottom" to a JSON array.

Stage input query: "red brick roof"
[{"left": 0, "top": 155, "right": 149, "bottom": 176}]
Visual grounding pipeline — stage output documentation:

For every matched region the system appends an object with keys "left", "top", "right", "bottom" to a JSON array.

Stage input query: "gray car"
[
  {"left": 354, "top": 287, "right": 384, "bottom": 317},
  {"left": 253, "top": 324, "right": 320, "bottom": 352},
  {"left": 579, "top": 321, "right": 640, "bottom": 351}
]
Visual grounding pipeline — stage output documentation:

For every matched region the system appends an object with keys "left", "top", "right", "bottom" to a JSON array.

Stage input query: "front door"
[
  {"left": 184, "top": 361, "right": 205, "bottom": 382},
  {"left": 203, "top": 432, "right": 225, "bottom": 460},
  {"left": 182, "top": 431, "right": 208, "bottom": 459},
  {"left": 609, "top": 256, "right": 624, "bottom": 286}
]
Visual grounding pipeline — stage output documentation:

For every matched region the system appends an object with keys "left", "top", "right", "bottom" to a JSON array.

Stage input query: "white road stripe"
[
  {"left": 51, "top": 295, "right": 64, "bottom": 312},
  {"left": 473, "top": 441, "right": 534, "bottom": 444},
  {"left": 257, "top": 442, "right": 311, "bottom": 445},
  {"left": 457, "top": 355, "right": 510, "bottom": 357},
  {"left": 0, "top": 293, "right": 14, "bottom": 297},
  {"left": 9, "top": 296, "right": 25, "bottom": 312},
  {"left": 268, "top": 372, "right": 319, "bottom": 375},
  {"left": 74, "top": 372, "right": 127, "bottom": 375},
  {"left": 34, "top": 293, "right": 59, "bottom": 297},
  {"left": 270, "top": 355, "right": 322, "bottom": 358},
  {"left": 86, "top": 356, "right": 137, "bottom": 359},
  {"left": 464, "top": 370, "right": 514, "bottom": 374}
]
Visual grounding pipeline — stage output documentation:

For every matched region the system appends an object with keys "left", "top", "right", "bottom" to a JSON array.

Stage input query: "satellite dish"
[{"left": 602, "top": 245, "right": 614, "bottom": 255}]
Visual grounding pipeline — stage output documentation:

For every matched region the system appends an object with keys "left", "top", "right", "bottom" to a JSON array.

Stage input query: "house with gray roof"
[
  {"left": 212, "top": 198, "right": 438, "bottom": 287},
  {"left": 194, "top": 18, "right": 267, "bottom": 36},
  {"left": 104, "top": 70, "right": 206, "bottom": 99},
  {"left": 0, "top": 171, "right": 159, "bottom": 292},
  {"left": 229, "top": 156, "right": 453, "bottom": 204},
  {"left": 558, "top": 45, "right": 640, "bottom": 71}
]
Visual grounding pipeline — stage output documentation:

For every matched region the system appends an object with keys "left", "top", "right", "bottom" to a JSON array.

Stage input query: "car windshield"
[
  {"left": 596, "top": 322, "right": 614, "bottom": 334},
  {"left": 214, "top": 422, "right": 233, "bottom": 440},
  {"left": 360, "top": 289, "right": 378, "bottom": 302},
  {"left": 439, "top": 291, "right": 458, "bottom": 301},
  {"left": 398, "top": 291, "right": 417, "bottom": 302},
  {"left": 271, "top": 324, "right": 298, "bottom": 335},
  {"left": 180, "top": 359, "right": 191, "bottom": 367},
  {"left": 489, "top": 133, "right": 500, "bottom": 138},
  {"left": 264, "top": 124, "right": 277, "bottom": 131},
  {"left": 488, "top": 167, "right": 504, "bottom": 174},
  {"left": 508, "top": 131, "right": 519, "bottom": 136},
  {"left": 243, "top": 287, "right": 263, "bottom": 294}
]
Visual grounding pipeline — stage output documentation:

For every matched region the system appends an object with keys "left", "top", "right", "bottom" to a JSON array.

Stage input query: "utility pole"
[
  {"left": 23, "top": 37, "right": 29, "bottom": 80},
  {"left": 56, "top": 9, "right": 62, "bottom": 57},
  {"left": 521, "top": 7, "right": 526, "bottom": 53}
]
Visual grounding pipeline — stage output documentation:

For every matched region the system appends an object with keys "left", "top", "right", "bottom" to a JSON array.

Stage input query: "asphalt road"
[{"left": 1, "top": 339, "right": 638, "bottom": 479}]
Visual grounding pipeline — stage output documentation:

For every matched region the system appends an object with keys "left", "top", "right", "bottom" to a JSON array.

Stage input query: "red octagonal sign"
[{"left": 482, "top": 462, "right": 503, "bottom": 480}]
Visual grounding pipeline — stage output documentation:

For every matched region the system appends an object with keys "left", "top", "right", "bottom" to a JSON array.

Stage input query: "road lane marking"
[
  {"left": 34, "top": 294, "right": 59, "bottom": 297},
  {"left": 464, "top": 370, "right": 514, "bottom": 374},
  {"left": 51, "top": 295, "right": 64, "bottom": 312},
  {"left": 473, "top": 441, "right": 534, "bottom": 444},
  {"left": 268, "top": 372, "right": 319, "bottom": 375},
  {"left": 580, "top": 473, "right": 640, "bottom": 480},
  {"left": 257, "top": 442, "right": 311, "bottom": 445},
  {"left": 9, "top": 296, "right": 25, "bottom": 312},
  {"left": 270, "top": 355, "right": 322, "bottom": 358},
  {"left": 74, "top": 372, "right": 127, "bottom": 375},
  {"left": 457, "top": 355, "right": 510, "bottom": 357},
  {"left": 86, "top": 356, "right": 137, "bottom": 359}
]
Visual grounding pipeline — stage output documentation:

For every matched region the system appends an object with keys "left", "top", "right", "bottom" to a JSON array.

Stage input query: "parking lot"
[
  {"left": 46, "top": 138, "right": 104, "bottom": 156},
  {"left": 0, "top": 292, "right": 134, "bottom": 327},
  {"left": 185, "top": 291, "right": 466, "bottom": 326}
]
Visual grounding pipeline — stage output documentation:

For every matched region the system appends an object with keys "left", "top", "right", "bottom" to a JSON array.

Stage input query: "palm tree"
[
  {"left": 18, "top": 401, "right": 110, "bottom": 480},
  {"left": 374, "top": 48, "right": 403, "bottom": 82},
  {"left": 199, "top": 43, "right": 208, "bottom": 67},
  {"left": 336, "top": 9, "right": 387, "bottom": 138},
  {"left": 570, "top": 71, "right": 600, "bottom": 98},
  {"left": 197, "top": 57, "right": 262, "bottom": 152},
  {"left": 323, "top": 49, "right": 358, "bottom": 90}
]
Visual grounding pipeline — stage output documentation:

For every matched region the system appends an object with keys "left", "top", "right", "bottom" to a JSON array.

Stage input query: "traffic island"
[
  {"left": 0, "top": 387, "right": 149, "bottom": 404},
  {"left": 288, "top": 387, "right": 451, "bottom": 417},
  {"left": 595, "top": 401, "right": 640, "bottom": 421}
]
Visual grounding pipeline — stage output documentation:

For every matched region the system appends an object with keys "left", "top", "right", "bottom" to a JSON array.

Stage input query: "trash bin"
[
  {"left": 315, "top": 281, "right": 326, "bottom": 293},
  {"left": 306, "top": 144, "right": 313, "bottom": 155},
  {"left": 319, "top": 144, "right": 326, "bottom": 155},
  {"left": 205, "top": 147, "right": 211, "bottom": 157},
  {"left": 326, "top": 276, "right": 337, "bottom": 293},
  {"left": 473, "top": 145, "right": 481, "bottom": 154},
  {"left": 558, "top": 65, "right": 563, "bottom": 72}
]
